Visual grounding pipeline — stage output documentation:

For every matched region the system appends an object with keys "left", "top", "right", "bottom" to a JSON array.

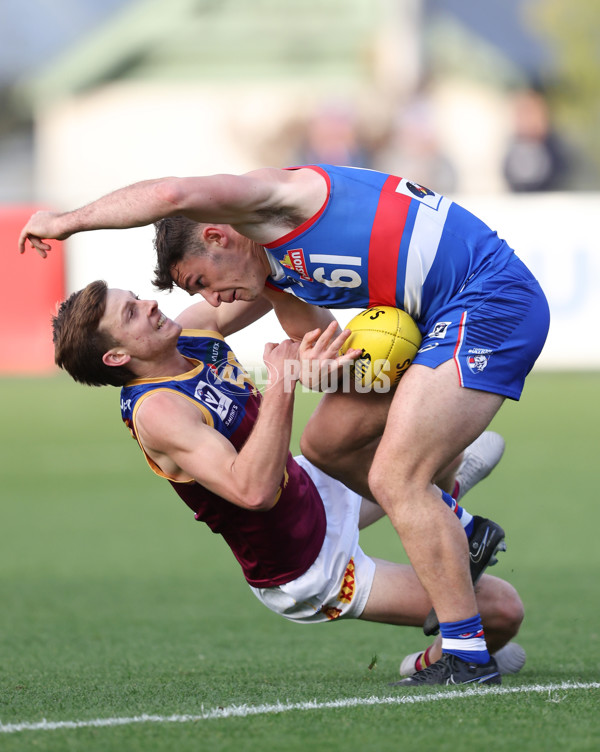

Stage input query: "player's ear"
[
  {"left": 102, "top": 349, "right": 131, "bottom": 368},
  {"left": 201, "top": 225, "right": 227, "bottom": 247}
]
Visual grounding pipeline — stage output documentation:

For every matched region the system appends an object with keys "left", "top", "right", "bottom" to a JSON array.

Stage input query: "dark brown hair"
[
  {"left": 152, "top": 216, "right": 208, "bottom": 291},
  {"left": 52, "top": 280, "right": 135, "bottom": 387}
]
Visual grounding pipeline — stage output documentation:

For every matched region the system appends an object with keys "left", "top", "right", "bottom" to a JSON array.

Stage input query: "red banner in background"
[{"left": 0, "top": 206, "right": 65, "bottom": 374}]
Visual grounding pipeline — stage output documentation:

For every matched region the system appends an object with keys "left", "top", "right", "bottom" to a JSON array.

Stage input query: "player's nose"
[{"left": 201, "top": 290, "right": 221, "bottom": 307}]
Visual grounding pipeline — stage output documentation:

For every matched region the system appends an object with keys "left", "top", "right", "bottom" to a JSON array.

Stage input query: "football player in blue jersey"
[{"left": 20, "top": 163, "right": 548, "bottom": 685}]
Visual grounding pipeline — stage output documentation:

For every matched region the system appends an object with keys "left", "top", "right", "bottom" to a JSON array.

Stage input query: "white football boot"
[{"left": 454, "top": 430, "right": 506, "bottom": 501}]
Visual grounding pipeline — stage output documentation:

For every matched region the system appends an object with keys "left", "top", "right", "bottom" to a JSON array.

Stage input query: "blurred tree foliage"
[{"left": 528, "top": 0, "right": 600, "bottom": 182}]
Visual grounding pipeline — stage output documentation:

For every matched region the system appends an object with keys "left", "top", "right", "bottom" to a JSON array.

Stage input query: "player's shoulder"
[
  {"left": 175, "top": 301, "right": 221, "bottom": 331},
  {"left": 136, "top": 388, "right": 208, "bottom": 441},
  {"left": 244, "top": 165, "right": 326, "bottom": 191},
  {"left": 137, "top": 388, "right": 202, "bottom": 422}
]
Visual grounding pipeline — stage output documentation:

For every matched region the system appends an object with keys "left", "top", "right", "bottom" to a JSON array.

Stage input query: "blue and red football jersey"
[{"left": 265, "top": 164, "right": 515, "bottom": 326}]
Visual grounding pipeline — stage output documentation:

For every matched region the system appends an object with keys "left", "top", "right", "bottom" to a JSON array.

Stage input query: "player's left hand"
[
  {"left": 18, "top": 211, "right": 69, "bottom": 257},
  {"left": 298, "top": 321, "right": 361, "bottom": 391}
]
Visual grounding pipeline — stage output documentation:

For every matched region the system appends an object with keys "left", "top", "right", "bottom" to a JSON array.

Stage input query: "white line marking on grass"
[{"left": 1, "top": 681, "right": 598, "bottom": 735}]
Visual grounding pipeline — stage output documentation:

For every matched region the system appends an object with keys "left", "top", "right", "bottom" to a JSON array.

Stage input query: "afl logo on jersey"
[
  {"left": 395, "top": 178, "right": 444, "bottom": 210},
  {"left": 406, "top": 181, "right": 435, "bottom": 199}
]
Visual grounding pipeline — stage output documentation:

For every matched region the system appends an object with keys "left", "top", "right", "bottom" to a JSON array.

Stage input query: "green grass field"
[{"left": 1, "top": 371, "right": 599, "bottom": 751}]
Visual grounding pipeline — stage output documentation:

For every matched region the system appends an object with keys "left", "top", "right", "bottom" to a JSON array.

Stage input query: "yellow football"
[{"left": 339, "top": 306, "right": 422, "bottom": 389}]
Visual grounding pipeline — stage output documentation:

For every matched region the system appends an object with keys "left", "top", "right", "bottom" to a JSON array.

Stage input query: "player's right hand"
[
  {"left": 263, "top": 339, "right": 301, "bottom": 390},
  {"left": 298, "top": 321, "right": 361, "bottom": 391}
]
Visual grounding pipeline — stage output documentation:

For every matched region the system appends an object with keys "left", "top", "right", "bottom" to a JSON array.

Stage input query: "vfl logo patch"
[
  {"left": 429, "top": 321, "right": 451, "bottom": 339},
  {"left": 195, "top": 380, "right": 239, "bottom": 426},
  {"left": 281, "top": 248, "right": 312, "bottom": 281},
  {"left": 466, "top": 349, "right": 493, "bottom": 374}
]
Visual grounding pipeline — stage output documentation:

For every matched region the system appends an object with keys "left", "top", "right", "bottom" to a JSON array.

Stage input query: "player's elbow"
[
  {"left": 243, "top": 492, "right": 277, "bottom": 512},
  {"left": 153, "top": 178, "right": 190, "bottom": 213},
  {"left": 240, "top": 478, "right": 281, "bottom": 511}
]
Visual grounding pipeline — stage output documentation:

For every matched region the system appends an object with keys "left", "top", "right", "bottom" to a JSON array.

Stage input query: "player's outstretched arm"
[
  {"left": 17, "top": 174, "right": 261, "bottom": 257},
  {"left": 18, "top": 166, "right": 326, "bottom": 257},
  {"left": 18, "top": 178, "right": 176, "bottom": 257}
]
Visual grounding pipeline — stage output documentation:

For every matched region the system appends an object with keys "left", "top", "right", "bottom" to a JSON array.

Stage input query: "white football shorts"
[{"left": 249, "top": 455, "right": 376, "bottom": 624}]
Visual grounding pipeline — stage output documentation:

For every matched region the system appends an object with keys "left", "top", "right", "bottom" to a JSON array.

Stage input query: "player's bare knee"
[
  {"left": 503, "top": 586, "right": 525, "bottom": 637},
  {"left": 367, "top": 456, "right": 388, "bottom": 505},
  {"left": 493, "top": 581, "right": 524, "bottom": 638},
  {"left": 368, "top": 458, "right": 415, "bottom": 513},
  {"left": 300, "top": 428, "right": 339, "bottom": 470}
]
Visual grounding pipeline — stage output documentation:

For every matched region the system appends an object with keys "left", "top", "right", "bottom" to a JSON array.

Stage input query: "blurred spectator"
[
  {"left": 373, "top": 82, "right": 457, "bottom": 194},
  {"left": 294, "top": 101, "right": 373, "bottom": 168},
  {"left": 502, "top": 86, "right": 570, "bottom": 192}
]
